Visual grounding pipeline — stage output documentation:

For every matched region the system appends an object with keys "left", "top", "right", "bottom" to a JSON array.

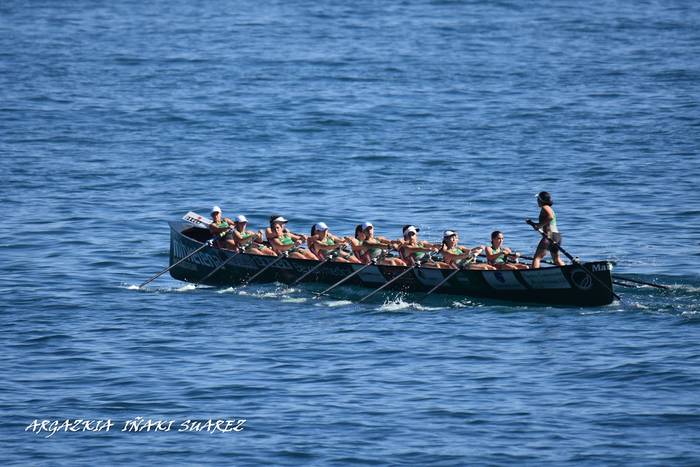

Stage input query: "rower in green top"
[
  {"left": 351, "top": 222, "right": 405, "bottom": 266},
  {"left": 307, "top": 222, "right": 361, "bottom": 263},
  {"left": 485, "top": 231, "right": 528, "bottom": 270},
  {"left": 526, "top": 191, "right": 565, "bottom": 268},
  {"left": 265, "top": 215, "right": 318, "bottom": 260},
  {"left": 440, "top": 230, "right": 494, "bottom": 270},
  {"left": 397, "top": 225, "right": 449, "bottom": 268},
  {"left": 208, "top": 206, "right": 237, "bottom": 250},
  {"left": 231, "top": 214, "right": 276, "bottom": 256}
]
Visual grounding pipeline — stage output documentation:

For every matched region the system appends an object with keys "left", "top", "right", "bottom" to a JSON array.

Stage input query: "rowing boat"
[{"left": 167, "top": 221, "right": 616, "bottom": 306}]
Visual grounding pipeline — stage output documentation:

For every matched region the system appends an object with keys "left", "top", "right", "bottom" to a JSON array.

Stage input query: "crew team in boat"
[{"left": 205, "top": 198, "right": 557, "bottom": 268}]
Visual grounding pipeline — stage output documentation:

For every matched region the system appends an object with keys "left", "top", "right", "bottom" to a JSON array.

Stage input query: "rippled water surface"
[{"left": 2, "top": 0, "right": 700, "bottom": 465}]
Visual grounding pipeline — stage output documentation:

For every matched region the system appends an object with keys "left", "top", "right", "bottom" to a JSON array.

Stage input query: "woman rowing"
[
  {"left": 440, "top": 230, "right": 495, "bottom": 270},
  {"left": 526, "top": 191, "right": 565, "bottom": 268},
  {"left": 208, "top": 206, "right": 237, "bottom": 250},
  {"left": 231, "top": 215, "right": 276, "bottom": 256},
  {"left": 265, "top": 215, "right": 318, "bottom": 260},
  {"left": 307, "top": 222, "right": 361, "bottom": 263},
  {"left": 351, "top": 223, "right": 406, "bottom": 266},
  {"left": 398, "top": 225, "right": 449, "bottom": 268},
  {"left": 485, "top": 230, "right": 528, "bottom": 270}
]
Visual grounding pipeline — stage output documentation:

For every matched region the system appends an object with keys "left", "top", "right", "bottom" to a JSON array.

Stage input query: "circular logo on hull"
[{"left": 572, "top": 270, "right": 593, "bottom": 290}]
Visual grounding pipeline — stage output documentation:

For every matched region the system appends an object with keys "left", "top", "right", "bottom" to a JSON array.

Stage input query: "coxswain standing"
[{"left": 526, "top": 191, "right": 565, "bottom": 268}]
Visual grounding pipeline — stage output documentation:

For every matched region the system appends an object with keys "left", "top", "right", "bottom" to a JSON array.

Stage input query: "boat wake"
[
  {"left": 317, "top": 299, "right": 354, "bottom": 307},
  {"left": 123, "top": 283, "right": 195, "bottom": 293},
  {"left": 376, "top": 294, "right": 446, "bottom": 312}
]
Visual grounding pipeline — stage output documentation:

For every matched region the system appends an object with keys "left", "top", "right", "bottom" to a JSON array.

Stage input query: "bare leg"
[
  {"left": 551, "top": 250, "right": 565, "bottom": 267},
  {"left": 532, "top": 249, "right": 546, "bottom": 269}
]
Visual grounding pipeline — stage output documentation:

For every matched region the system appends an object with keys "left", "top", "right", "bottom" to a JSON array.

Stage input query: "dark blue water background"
[{"left": 2, "top": 1, "right": 700, "bottom": 464}]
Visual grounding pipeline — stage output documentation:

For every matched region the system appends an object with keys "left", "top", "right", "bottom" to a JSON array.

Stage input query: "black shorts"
[{"left": 537, "top": 232, "right": 561, "bottom": 254}]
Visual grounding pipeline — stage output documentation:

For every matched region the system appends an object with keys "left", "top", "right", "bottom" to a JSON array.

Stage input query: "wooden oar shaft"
[
  {"left": 358, "top": 264, "right": 418, "bottom": 303},
  {"left": 241, "top": 252, "right": 289, "bottom": 286},
  {"left": 315, "top": 261, "right": 376, "bottom": 297},
  {"left": 139, "top": 240, "right": 213, "bottom": 288},
  {"left": 421, "top": 267, "right": 462, "bottom": 300},
  {"left": 195, "top": 249, "right": 242, "bottom": 287},
  {"left": 292, "top": 256, "right": 332, "bottom": 286},
  {"left": 612, "top": 274, "right": 669, "bottom": 290}
]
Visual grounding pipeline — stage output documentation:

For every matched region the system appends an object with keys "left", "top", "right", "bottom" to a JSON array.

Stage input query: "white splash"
[
  {"left": 318, "top": 300, "right": 354, "bottom": 307},
  {"left": 377, "top": 297, "right": 445, "bottom": 312},
  {"left": 282, "top": 297, "right": 307, "bottom": 303}
]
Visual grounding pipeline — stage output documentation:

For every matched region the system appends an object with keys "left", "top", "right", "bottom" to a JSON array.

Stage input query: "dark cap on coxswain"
[{"left": 536, "top": 191, "right": 553, "bottom": 205}]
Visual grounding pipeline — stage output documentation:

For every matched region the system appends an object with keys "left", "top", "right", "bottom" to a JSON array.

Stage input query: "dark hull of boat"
[{"left": 168, "top": 221, "right": 616, "bottom": 306}]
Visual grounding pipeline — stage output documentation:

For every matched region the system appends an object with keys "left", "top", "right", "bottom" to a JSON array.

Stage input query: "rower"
[
  {"left": 440, "top": 230, "right": 495, "bottom": 270},
  {"left": 208, "top": 206, "right": 237, "bottom": 250},
  {"left": 307, "top": 222, "right": 361, "bottom": 263},
  {"left": 398, "top": 225, "right": 449, "bottom": 268},
  {"left": 526, "top": 191, "right": 565, "bottom": 268},
  {"left": 485, "top": 231, "right": 528, "bottom": 270},
  {"left": 353, "top": 222, "right": 405, "bottom": 266},
  {"left": 265, "top": 215, "right": 318, "bottom": 260},
  {"left": 231, "top": 215, "right": 276, "bottom": 256}
]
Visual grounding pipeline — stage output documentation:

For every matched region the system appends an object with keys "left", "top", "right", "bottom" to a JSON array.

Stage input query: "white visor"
[
  {"left": 211, "top": 205, "right": 222, "bottom": 214},
  {"left": 235, "top": 215, "right": 248, "bottom": 223},
  {"left": 314, "top": 222, "right": 329, "bottom": 231}
]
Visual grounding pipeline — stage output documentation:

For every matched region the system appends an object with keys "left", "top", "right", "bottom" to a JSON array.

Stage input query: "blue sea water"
[{"left": 2, "top": 0, "right": 700, "bottom": 464}]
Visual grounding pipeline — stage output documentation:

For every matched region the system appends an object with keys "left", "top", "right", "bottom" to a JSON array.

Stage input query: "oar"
[
  {"left": 314, "top": 259, "right": 379, "bottom": 297},
  {"left": 291, "top": 256, "right": 333, "bottom": 286},
  {"left": 239, "top": 251, "right": 289, "bottom": 287},
  {"left": 139, "top": 239, "right": 213, "bottom": 288},
  {"left": 194, "top": 248, "right": 243, "bottom": 287},
  {"left": 527, "top": 222, "right": 621, "bottom": 301},
  {"left": 611, "top": 275, "right": 669, "bottom": 290},
  {"left": 357, "top": 263, "right": 419, "bottom": 303},
  {"left": 420, "top": 266, "right": 463, "bottom": 301}
]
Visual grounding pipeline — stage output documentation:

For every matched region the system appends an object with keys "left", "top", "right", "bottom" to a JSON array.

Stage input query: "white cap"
[
  {"left": 235, "top": 215, "right": 248, "bottom": 223},
  {"left": 361, "top": 222, "right": 373, "bottom": 230},
  {"left": 314, "top": 222, "right": 329, "bottom": 231},
  {"left": 403, "top": 225, "right": 419, "bottom": 236},
  {"left": 271, "top": 216, "right": 288, "bottom": 224},
  {"left": 443, "top": 230, "right": 457, "bottom": 238},
  {"left": 211, "top": 206, "right": 222, "bottom": 214}
]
